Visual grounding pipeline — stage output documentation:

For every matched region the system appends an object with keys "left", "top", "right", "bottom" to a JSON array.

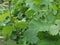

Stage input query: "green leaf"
[
  {"left": 0, "top": 11, "right": 10, "bottom": 22},
  {"left": 25, "top": 9, "right": 35, "bottom": 19},
  {"left": 24, "top": 29, "right": 39, "bottom": 44},
  {"left": 32, "top": 0, "right": 43, "bottom": 5},
  {"left": 55, "top": 20, "right": 60, "bottom": 25},
  {"left": 29, "top": 20, "right": 51, "bottom": 31},
  {"left": 37, "top": 39, "right": 55, "bottom": 45},
  {"left": 49, "top": 25, "right": 59, "bottom": 35},
  {"left": 2, "top": 25, "right": 15, "bottom": 36},
  {"left": 15, "top": 21, "right": 27, "bottom": 30},
  {"left": 24, "top": 20, "right": 51, "bottom": 44},
  {"left": 47, "top": 14, "right": 56, "bottom": 23}
]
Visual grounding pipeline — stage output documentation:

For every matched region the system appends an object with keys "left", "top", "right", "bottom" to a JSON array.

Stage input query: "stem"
[{"left": 9, "top": 0, "right": 12, "bottom": 19}]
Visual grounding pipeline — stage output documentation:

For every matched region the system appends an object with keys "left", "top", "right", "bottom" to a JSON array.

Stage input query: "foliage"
[{"left": 0, "top": 0, "right": 60, "bottom": 45}]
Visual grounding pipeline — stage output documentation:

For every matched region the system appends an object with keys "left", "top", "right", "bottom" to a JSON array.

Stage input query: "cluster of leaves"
[{"left": 0, "top": 0, "right": 60, "bottom": 45}]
